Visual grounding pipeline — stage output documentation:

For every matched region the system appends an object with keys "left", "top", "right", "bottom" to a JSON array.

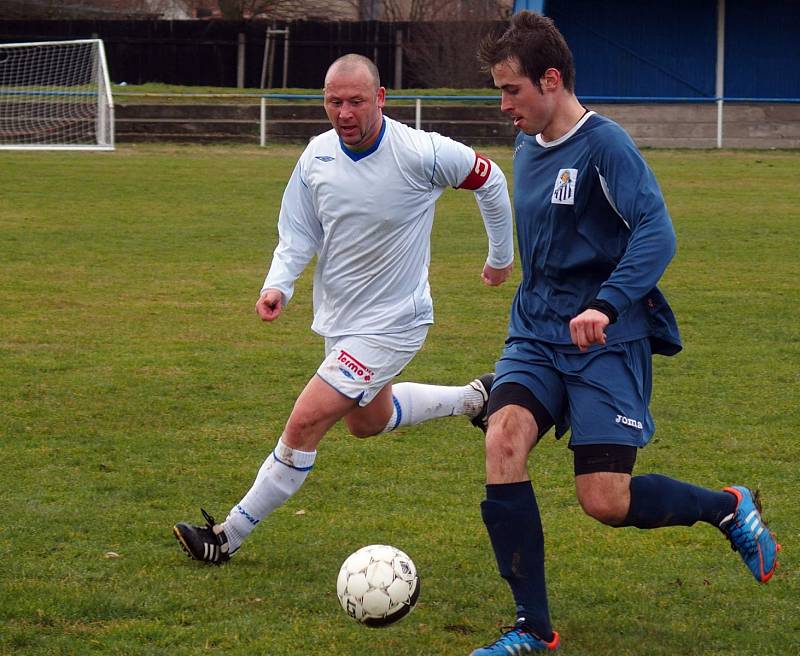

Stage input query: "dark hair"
[{"left": 477, "top": 11, "right": 575, "bottom": 93}]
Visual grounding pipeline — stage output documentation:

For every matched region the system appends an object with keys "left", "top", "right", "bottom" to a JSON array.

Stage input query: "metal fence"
[{"left": 256, "top": 93, "right": 800, "bottom": 149}]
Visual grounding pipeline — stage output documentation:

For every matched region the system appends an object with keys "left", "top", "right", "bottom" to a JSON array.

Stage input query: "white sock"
[
  {"left": 381, "top": 382, "right": 485, "bottom": 433},
  {"left": 222, "top": 437, "right": 316, "bottom": 552}
]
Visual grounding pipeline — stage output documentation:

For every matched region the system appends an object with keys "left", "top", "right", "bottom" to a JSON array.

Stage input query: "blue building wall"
[
  {"left": 523, "top": 0, "right": 799, "bottom": 100},
  {"left": 725, "top": 0, "right": 800, "bottom": 98}
]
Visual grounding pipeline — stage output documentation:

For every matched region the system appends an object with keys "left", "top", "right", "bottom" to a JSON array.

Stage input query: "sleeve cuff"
[{"left": 586, "top": 298, "right": 618, "bottom": 324}]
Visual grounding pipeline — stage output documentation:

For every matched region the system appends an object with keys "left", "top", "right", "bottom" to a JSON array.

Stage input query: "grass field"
[{"left": 1, "top": 144, "right": 798, "bottom": 656}]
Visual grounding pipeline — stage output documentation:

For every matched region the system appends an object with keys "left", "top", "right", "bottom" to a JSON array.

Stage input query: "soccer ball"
[{"left": 336, "top": 544, "right": 420, "bottom": 626}]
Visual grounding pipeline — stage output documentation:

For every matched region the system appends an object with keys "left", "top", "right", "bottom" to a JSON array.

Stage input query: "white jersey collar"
[{"left": 535, "top": 110, "right": 595, "bottom": 148}]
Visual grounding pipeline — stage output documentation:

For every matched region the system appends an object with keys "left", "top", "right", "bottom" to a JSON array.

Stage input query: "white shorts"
[{"left": 317, "top": 325, "right": 429, "bottom": 407}]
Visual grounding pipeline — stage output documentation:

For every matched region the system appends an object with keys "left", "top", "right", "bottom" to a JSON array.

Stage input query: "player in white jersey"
[{"left": 173, "top": 53, "right": 515, "bottom": 563}]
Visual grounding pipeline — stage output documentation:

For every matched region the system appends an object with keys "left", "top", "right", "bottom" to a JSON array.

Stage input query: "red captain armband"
[{"left": 457, "top": 152, "right": 492, "bottom": 190}]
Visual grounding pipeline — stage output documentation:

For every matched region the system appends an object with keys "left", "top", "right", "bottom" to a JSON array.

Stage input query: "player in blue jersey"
[
  {"left": 469, "top": 11, "right": 780, "bottom": 655},
  {"left": 173, "top": 54, "right": 514, "bottom": 564}
]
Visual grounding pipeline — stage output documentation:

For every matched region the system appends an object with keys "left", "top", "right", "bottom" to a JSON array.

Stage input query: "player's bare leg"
[
  {"left": 575, "top": 460, "right": 779, "bottom": 583},
  {"left": 174, "top": 374, "right": 357, "bottom": 563},
  {"left": 344, "top": 374, "right": 494, "bottom": 437}
]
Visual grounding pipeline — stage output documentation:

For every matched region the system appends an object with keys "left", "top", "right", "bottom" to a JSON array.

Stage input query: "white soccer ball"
[{"left": 336, "top": 544, "right": 420, "bottom": 626}]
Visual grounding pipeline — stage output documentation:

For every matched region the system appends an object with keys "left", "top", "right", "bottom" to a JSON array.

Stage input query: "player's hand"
[
  {"left": 482, "top": 263, "right": 512, "bottom": 287},
  {"left": 569, "top": 309, "right": 609, "bottom": 352},
  {"left": 256, "top": 288, "right": 283, "bottom": 322}
]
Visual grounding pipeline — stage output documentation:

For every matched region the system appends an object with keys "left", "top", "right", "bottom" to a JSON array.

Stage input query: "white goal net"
[{"left": 0, "top": 39, "right": 114, "bottom": 150}]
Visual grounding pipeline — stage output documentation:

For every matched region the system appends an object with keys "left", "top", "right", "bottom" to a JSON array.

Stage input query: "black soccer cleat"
[
  {"left": 173, "top": 508, "right": 232, "bottom": 564},
  {"left": 469, "top": 372, "right": 495, "bottom": 433}
]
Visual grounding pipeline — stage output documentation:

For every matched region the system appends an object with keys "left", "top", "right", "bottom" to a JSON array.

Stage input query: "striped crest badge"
[{"left": 551, "top": 168, "right": 578, "bottom": 205}]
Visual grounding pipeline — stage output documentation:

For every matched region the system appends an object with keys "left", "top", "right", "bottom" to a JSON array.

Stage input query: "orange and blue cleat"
[
  {"left": 470, "top": 619, "right": 560, "bottom": 655},
  {"left": 720, "top": 486, "right": 780, "bottom": 583}
]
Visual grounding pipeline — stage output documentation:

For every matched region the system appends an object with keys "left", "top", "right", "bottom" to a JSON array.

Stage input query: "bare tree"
[
  {"left": 401, "top": 0, "right": 509, "bottom": 88},
  {"left": 145, "top": 0, "right": 193, "bottom": 19},
  {"left": 383, "top": 0, "right": 456, "bottom": 21},
  {"left": 217, "top": 0, "right": 353, "bottom": 20},
  {"left": 381, "top": 0, "right": 510, "bottom": 21},
  {"left": 0, "top": 0, "right": 192, "bottom": 19}
]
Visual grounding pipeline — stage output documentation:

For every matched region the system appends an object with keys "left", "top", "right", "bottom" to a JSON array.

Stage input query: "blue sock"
[
  {"left": 622, "top": 474, "right": 736, "bottom": 528},
  {"left": 481, "top": 481, "right": 553, "bottom": 641}
]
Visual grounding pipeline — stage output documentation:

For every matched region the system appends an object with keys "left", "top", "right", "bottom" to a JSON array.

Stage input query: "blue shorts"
[{"left": 493, "top": 338, "right": 654, "bottom": 448}]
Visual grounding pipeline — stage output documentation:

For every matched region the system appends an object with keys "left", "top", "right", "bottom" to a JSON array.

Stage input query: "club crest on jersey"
[
  {"left": 551, "top": 168, "right": 577, "bottom": 205},
  {"left": 337, "top": 349, "right": 373, "bottom": 382}
]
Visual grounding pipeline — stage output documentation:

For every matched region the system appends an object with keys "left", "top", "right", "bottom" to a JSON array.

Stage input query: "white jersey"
[{"left": 262, "top": 115, "right": 514, "bottom": 337}]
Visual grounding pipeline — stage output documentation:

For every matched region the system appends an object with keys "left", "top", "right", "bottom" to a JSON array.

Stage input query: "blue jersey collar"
[{"left": 340, "top": 117, "right": 386, "bottom": 161}]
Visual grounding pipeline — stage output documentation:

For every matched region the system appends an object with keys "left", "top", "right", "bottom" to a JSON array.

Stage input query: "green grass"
[{"left": 1, "top": 145, "right": 798, "bottom": 655}]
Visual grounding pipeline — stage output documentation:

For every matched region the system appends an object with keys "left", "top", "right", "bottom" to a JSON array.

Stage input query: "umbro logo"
[{"left": 315, "top": 155, "right": 335, "bottom": 162}]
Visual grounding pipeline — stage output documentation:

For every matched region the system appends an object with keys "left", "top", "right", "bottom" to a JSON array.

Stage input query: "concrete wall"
[
  {"left": 592, "top": 103, "right": 800, "bottom": 149},
  {"left": 114, "top": 101, "right": 800, "bottom": 149}
]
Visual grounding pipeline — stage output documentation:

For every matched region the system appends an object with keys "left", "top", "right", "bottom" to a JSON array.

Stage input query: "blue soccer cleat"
[
  {"left": 720, "top": 486, "right": 780, "bottom": 583},
  {"left": 470, "top": 619, "right": 560, "bottom": 655}
]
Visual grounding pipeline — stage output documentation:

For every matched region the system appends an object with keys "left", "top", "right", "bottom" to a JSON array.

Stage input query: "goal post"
[{"left": 0, "top": 39, "right": 115, "bottom": 151}]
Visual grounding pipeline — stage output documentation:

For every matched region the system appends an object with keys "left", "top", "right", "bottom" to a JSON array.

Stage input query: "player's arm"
[
  {"left": 255, "top": 288, "right": 284, "bottom": 321},
  {"left": 590, "top": 135, "right": 676, "bottom": 320},
  {"left": 569, "top": 306, "right": 612, "bottom": 352},
  {"left": 432, "top": 137, "right": 514, "bottom": 286},
  {"left": 569, "top": 135, "right": 674, "bottom": 350},
  {"left": 258, "top": 160, "right": 322, "bottom": 321}
]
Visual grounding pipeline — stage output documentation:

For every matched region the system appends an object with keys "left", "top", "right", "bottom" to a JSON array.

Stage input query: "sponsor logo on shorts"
[
  {"left": 615, "top": 414, "right": 643, "bottom": 430},
  {"left": 337, "top": 349, "right": 373, "bottom": 382}
]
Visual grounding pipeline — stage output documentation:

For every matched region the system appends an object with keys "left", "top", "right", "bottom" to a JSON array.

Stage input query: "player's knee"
[
  {"left": 343, "top": 416, "right": 381, "bottom": 439},
  {"left": 284, "top": 408, "right": 323, "bottom": 442},
  {"left": 347, "top": 423, "right": 378, "bottom": 438},
  {"left": 485, "top": 428, "right": 523, "bottom": 466},
  {"left": 577, "top": 491, "right": 627, "bottom": 526}
]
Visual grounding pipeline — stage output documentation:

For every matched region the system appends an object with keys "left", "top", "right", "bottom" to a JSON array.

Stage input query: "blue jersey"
[{"left": 509, "top": 111, "right": 681, "bottom": 356}]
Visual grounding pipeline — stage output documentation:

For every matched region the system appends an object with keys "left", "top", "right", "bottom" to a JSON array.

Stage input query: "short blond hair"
[{"left": 325, "top": 54, "right": 381, "bottom": 91}]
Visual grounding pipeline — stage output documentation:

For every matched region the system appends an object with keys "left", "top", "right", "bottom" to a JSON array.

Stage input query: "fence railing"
[
  {"left": 258, "top": 94, "right": 500, "bottom": 147},
  {"left": 258, "top": 93, "right": 800, "bottom": 149},
  {"left": 110, "top": 91, "right": 800, "bottom": 148}
]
